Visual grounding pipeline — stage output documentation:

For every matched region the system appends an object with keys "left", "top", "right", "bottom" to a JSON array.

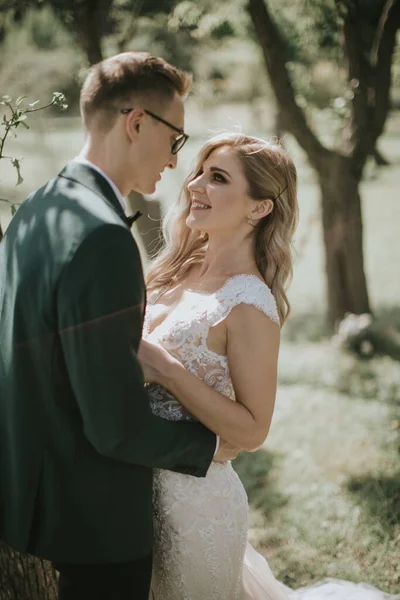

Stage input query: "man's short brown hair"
[{"left": 80, "top": 52, "right": 192, "bottom": 131}]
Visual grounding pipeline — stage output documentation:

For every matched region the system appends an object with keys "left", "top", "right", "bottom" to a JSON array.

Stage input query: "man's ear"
[{"left": 124, "top": 107, "right": 144, "bottom": 142}]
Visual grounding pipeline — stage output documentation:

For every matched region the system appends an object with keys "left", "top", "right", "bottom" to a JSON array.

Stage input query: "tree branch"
[
  {"left": 339, "top": 0, "right": 400, "bottom": 175},
  {"left": 117, "top": 0, "right": 145, "bottom": 52},
  {"left": 371, "top": 0, "right": 398, "bottom": 66},
  {"left": 0, "top": 126, "right": 11, "bottom": 160},
  {"left": 369, "top": 0, "right": 400, "bottom": 147},
  {"left": 247, "top": 0, "right": 331, "bottom": 170}
]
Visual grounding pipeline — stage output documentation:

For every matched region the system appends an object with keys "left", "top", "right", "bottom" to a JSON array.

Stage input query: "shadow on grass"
[
  {"left": 233, "top": 448, "right": 288, "bottom": 519},
  {"left": 282, "top": 311, "right": 330, "bottom": 343},
  {"left": 282, "top": 304, "right": 400, "bottom": 345},
  {"left": 346, "top": 472, "right": 400, "bottom": 534},
  {"left": 375, "top": 305, "right": 400, "bottom": 333},
  {"left": 336, "top": 359, "right": 400, "bottom": 405}
]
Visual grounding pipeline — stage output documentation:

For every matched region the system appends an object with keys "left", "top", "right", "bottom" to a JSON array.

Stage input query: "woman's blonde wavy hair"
[{"left": 146, "top": 133, "right": 299, "bottom": 325}]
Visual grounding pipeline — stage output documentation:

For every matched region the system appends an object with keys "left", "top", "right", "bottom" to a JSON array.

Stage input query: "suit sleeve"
[{"left": 57, "top": 224, "right": 216, "bottom": 476}]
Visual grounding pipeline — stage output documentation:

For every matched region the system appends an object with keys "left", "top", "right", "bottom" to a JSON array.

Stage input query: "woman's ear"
[{"left": 249, "top": 198, "right": 274, "bottom": 222}]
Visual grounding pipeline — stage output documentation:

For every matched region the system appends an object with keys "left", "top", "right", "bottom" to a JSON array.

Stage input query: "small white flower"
[{"left": 360, "top": 340, "right": 374, "bottom": 356}]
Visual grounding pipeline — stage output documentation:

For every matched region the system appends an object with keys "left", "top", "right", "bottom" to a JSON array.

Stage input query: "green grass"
[
  {"left": 1, "top": 106, "right": 400, "bottom": 593},
  {"left": 234, "top": 344, "right": 400, "bottom": 593}
]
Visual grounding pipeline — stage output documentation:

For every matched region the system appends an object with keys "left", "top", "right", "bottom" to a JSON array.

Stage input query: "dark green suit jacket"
[{"left": 0, "top": 162, "right": 216, "bottom": 563}]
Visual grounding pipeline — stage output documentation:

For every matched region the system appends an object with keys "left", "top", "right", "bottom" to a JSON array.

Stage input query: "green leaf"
[
  {"left": 11, "top": 158, "right": 24, "bottom": 186},
  {"left": 1, "top": 95, "right": 12, "bottom": 103},
  {"left": 16, "top": 96, "right": 27, "bottom": 107},
  {"left": 11, "top": 204, "right": 17, "bottom": 216},
  {"left": 52, "top": 92, "right": 68, "bottom": 111},
  {"left": 28, "top": 100, "right": 40, "bottom": 108}
]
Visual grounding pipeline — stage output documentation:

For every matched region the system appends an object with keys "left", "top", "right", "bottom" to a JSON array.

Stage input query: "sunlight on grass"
[{"left": 233, "top": 344, "right": 400, "bottom": 592}]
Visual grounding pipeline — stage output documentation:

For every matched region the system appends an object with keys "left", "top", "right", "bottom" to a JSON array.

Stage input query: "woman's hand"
[{"left": 138, "top": 339, "right": 180, "bottom": 385}]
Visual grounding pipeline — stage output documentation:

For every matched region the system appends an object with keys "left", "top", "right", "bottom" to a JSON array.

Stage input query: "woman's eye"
[
  {"left": 212, "top": 172, "right": 226, "bottom": 183},
  {"left": 192, "top": 168, "right": 203, "bottom": 179}
]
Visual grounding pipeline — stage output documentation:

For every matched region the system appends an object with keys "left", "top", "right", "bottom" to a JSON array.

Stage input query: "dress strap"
[{"left": 211, "top": 274, "right": 280, "bottom": 327}]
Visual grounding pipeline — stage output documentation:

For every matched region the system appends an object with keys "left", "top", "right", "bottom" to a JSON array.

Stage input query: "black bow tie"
[{"left": 122, "top": 210, "right": 143, "bottom": 228}]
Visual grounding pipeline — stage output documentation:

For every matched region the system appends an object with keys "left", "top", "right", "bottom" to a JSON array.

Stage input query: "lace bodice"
[{"left": 143, "top": 274, "right": 280, "bottom": 421}]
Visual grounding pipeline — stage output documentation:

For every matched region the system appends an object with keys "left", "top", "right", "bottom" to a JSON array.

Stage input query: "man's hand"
[
  {"left": 213, "top": 438, "right": 241, "bottom": 462},
  {"left": 138, "top": 339, "right": 179, "bottom": 385}
]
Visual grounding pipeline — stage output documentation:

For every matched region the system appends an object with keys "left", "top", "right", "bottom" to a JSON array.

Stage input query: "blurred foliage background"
[{"left": 1, "top": 0, "right": 400, "bottom": 597}]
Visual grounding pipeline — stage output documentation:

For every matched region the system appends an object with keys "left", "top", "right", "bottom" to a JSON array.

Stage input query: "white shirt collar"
[{"left": 73, "top": 156, "right": 126, "bottom": 212}]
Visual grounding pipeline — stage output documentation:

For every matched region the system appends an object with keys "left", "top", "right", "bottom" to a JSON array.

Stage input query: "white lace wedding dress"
[{"left": 144, "top": 274, "right": 398, "bottom": 600}]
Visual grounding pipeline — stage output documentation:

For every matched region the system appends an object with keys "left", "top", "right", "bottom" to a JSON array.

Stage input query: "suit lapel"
[
  {"left": 58, "top": 162, "right": 143, "bottom": 229},
  {"left": 58, "top": 161, "right": 126, "bottom": 222}
]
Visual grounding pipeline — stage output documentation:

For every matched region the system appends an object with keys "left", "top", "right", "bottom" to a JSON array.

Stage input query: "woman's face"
[{"left": 186, "top": 146, "right": 256, "bottom": 234}]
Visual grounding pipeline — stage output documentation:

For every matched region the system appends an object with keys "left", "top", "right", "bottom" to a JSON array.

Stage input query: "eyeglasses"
[{"left": 120, "top": 107, "right": 189, "bottom": 155}]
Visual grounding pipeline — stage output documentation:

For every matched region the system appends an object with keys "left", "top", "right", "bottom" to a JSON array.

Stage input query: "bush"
[
  {"left": 24, "top": 5, "right": 73, "bottom": 51},
  {"left": 0, "top": 48, "right": 82, "bottom": 114},
  {"left": 334, "top": 313, "right": 400, "bottom": 362},
  {"left": 0, "top": 7, "right": 83, "bottom": 113}
]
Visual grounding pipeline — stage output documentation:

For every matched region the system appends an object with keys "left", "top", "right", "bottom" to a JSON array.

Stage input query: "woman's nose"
[{"left": 188, "top": 174, "right": 204, "bottom": 192}]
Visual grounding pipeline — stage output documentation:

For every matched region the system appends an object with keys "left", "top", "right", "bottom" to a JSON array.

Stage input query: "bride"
[
  {"left": 138, "top": 133, "right": 394, "bottom": 600},
  {"left": 139, "top": 132, "right": 295, "bottom": 599}
]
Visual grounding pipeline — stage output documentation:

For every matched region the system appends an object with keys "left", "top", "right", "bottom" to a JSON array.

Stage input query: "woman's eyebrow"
[{"left": 209, "top": 166, "right": 231, "bottom": 178}]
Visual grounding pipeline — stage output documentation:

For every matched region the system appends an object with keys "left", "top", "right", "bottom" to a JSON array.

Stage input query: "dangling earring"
[{"left": 247, "top": 218, "right": 257, "bottom": 228}]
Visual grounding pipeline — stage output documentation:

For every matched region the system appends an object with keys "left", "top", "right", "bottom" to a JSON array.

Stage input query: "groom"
[{"left": 0, "top": 52, "right": 234, "bottom": 600}]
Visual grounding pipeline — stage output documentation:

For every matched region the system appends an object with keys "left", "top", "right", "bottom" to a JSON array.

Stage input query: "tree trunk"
[
  {"left": 247, "top": 0, "right": 400, "bottom": 329},
  {"left": 0, "top": 542, "right": 57, "bottom": 600},
  {"left": 0, "top": 11, "right": 6, "bottom": 43},
  {"left": 318, "top": 154, "right": 371, "bottom": 326},
  {"left": 72, "top": 0, "right": 112, "bottom": 65}
]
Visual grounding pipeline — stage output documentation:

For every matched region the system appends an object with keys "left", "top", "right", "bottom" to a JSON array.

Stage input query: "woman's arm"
[{"left": 139, "top": 304, "right": 280, "bottom": 452}]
